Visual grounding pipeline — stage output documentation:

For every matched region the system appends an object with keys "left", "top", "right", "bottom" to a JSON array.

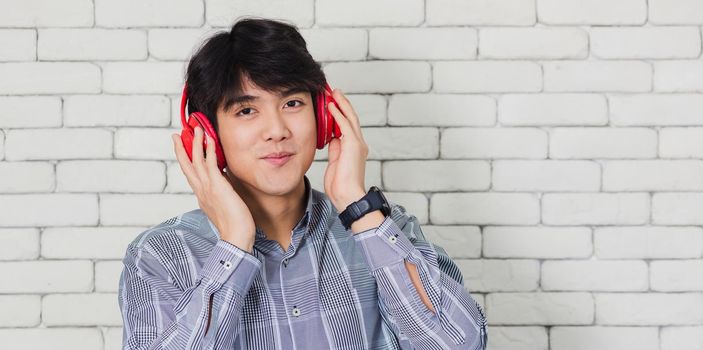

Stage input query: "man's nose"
[{"left": 265, "top": 111, "right": 291, "bottom": 140}]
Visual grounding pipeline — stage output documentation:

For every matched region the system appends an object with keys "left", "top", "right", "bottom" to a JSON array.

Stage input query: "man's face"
[{"left": 215, "top": 75, "right": 317, "bottom": 196}]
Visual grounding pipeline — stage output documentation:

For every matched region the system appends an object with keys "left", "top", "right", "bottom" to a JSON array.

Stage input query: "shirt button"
[
  {"left": 292, "top": 306, "right": 301, "bottom": 317},
  {"left": 389, "top": 235, "right": 397, "bottom": 243},
  {"left": 283, "top": 259, "right": 289, "bottom": 267},
  {"left": 223, "top": 261, "right": 232, "bottom": 269}
]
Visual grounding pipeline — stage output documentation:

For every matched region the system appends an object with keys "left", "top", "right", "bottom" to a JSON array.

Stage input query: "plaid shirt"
[{"left": 118, "top": 175, "right": 488, "bottom": 349}]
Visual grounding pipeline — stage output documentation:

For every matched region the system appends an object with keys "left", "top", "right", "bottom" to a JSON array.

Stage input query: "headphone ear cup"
[
  {"left": 181, "top": 112, "right": 228, "bottom": 172},
  {"left": 316, "top": 83, "right": 341, "bottom": 149},
  {"left": 315, "top": 88, "right": 327, "bottom": 149}
]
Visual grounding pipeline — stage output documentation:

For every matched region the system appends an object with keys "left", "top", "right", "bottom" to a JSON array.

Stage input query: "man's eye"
[
  {"left": 236, "top": 107, "right": 254, "bottom": 116},
  {"left": 285, "top": 100, "right": 304, "bottom": 108}
]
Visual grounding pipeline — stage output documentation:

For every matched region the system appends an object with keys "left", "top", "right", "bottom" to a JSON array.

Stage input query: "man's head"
[{"left": 185, "top": 17, "right": 326, "bottom": 197}]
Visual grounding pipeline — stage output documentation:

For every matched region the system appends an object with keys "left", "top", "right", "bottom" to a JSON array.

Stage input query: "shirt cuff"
[
  {"left": 352, "top": 215, "right": 415, "bottom": 271},
  {"left": 201, "top": 239, "right": 262, "bottom": 295}
]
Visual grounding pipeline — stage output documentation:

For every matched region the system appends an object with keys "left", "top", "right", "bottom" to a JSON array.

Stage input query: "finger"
[
  {"left": 191, "top": 126, "right": 208, "bottom": 180},
  {"left": 204, "top": 133, "right": 219, "bottom": 174},
  {"left": 172, "top": 133, "right": 200, "bottom": 190},
  {"left": 332, "top": 89, "right": 361, "bottom": 133},
  {"left": 328, "top": 101, "right": 356, "bottom": 140}
]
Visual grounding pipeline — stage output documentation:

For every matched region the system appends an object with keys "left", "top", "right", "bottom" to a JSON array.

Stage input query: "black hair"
[{"left": 185, "top": 17, "right": 327, "bottom": 134}]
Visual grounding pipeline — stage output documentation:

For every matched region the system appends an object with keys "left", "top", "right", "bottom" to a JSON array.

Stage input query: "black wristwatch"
[{"left": 339, "top": 186, "right": 391, "bottom": 230}]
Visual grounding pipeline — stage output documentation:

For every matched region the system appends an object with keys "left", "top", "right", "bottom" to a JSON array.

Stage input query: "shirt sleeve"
[
  {"left": 118, "top": 236, "right": 262, "bottom": 350},
  {"left": 352, "top": 203, "right": 488, "bottom": 350}
]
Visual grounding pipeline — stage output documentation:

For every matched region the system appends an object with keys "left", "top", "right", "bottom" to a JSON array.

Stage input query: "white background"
[{"left": 1, "top": 0, "right": 703, "bottom": 349}]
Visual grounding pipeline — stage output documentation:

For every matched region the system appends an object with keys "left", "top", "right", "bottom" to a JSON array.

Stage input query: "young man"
[{"left": 118, "top": 17, "right": 487, "bottom": 350}]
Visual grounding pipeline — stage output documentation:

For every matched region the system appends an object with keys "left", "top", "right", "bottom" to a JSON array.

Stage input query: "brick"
[
  {"left": 114, "top": 128, "right": 179, "bottom": 160},
  {"left": 96, "top": 261, "right": 124, "bottom": 292},
  {"left": 538, "top": 0, "right": 646, "bottom": 25},
  {"left": 0, "top": 0, "right": 93, "bottom": 27},
  {"left": 0, "top": 63, "right": 100, "bottom": 94},
  {"left": 543, "top": 61, "right": 651, "bottom": 92},
  {"left": 96, "top": 0, "right": 203, "bottom": 27},
  {"left": 493, "top": 160, "right": 600, "bottom": 192},
  {"left": 99, "top": 194, "right": 197, "bottom": 226},
  {"left": 500, "top": 94, "right": 607, "bottom": 126},
  {"left": 0, "top": 194, "right": 98, "bottom": 227},
  {"left": 343, "top": 95, "right": 387, "bottom": 126},
  {"left": 389, "top": 94, "right": 495, "bottom": 126},
  {"left": 301, "top": 28, "right": 368, "bottom": 62},
  {"left": 655, "top": 60, "right": 703, "bottom": 92},
  {"left": 43, "top": 293, "right": 121, "bottom": 326},
  {"left": 595, "top": 226, "right": 703, "bottom": 259},
  {"left": 427, "top": 0, "right": 536, "bottom": 25},
  {"left": 386, "top": 192, "right": 430, "bottom": 224},
  {"left": 650, "top": 0, "right": 703, "bottom": 24},
  {"left": 57, "top": 160, "right": 165, "bottom": 192},
  {"left": 542, "top": 193, "right": 649, "bottom": 225},
  {"left": 383, "top": 160, "right": 490, "bottom": 191},
  {"left": 323, "top": 61, "right": 431, "bottom": 93},
  {"left": 486, "top": 292, "right": 594, "bottom": 325},
  {"left": 38, "top": 29, "right": 147, "bottom": 61},
  {"left": 370, "top": 28, "right": 477, "bottom": 60},
  {"left": 364, "top": 127, "right": 438, "bottom": 159},
  {"left": 661, "top": 326, "right": 703, "bottom": 350},
  {"left": 596, "top": 293, "right": 703, "bottom": 325},
  {"left": 486, "top": 327, "right": 548, "bottom": 350},
  {"left": 653, "top": 193, "right": 703, "bottom": 225},
  {"left": 104, "top": 327, "right": 123, "bottom": 350},
  {"left": 661, "top": 127, "right": 703, "bottom": 158},
  {"left": 651, "top": 260, "right": 703, "bottom": 291},
  {"left": 0, "top": 97, "right": 61, "bottom": 128},
  {"left": 457, "top": 259, "right": 540, "bottom": 292},
  {"left": 0, "top": 328, "right": 102, "bottom": 350},
  {"left": 316, "top": 0, "right": 423, "bottom": 27},
  {"left": 422, "top": 225, "right": 481, "bottom": 258},
  {"left": 0, "top": 228, "right": 39, "bottom": 260},
  {"left": 434, "top": 61, "right": 541, "bottom": 93},
  {"left": 65, "top": 95, "right": 170, "bottom": 127},
  {"left": 148, "top": 28, "right": 216, "bottom": 61},
  {"left": 551, "top": 127, "right": 657, "bottom": 159},
  {"left": 42, "top": 226, "right": 143, "bottom": 259},
  {"left": 603, "top": 160, "right": 703, "bottom": 191},
  {"left": 0, "top": 29, "right": 36, "bottom": 61},
  {"left": 207, "top": 0, "right": 314, "bottom": 27},
  {"left": 431, "top": 192, "right": 540, "bottom": 225},
  {"left": 0, "top": 260, "right": 92, "bottom": 293},
  {"left": 610, "top": 94, "right": 703, "bottom": 126},
  {"left": 102, "top": 62, "right": 184, "bottom": 94},
  {"left": 480, "top": 27, "right": 587, "bottom": 59},
  {"left": 441, "top": 127, "right": 548, "bottom": 159},
  {"left": 4, "top": 128, "right": 112, "bottom": 161},
  {"left": 0, "top": 161, "right": 54, "bottom": 193},
  {"left": 0, "top": 295, "right": 40, "bottom": 327},
  {"left": 307, "top": 160, "right": 384, "bottom": 199},
  {"left": 551, "top": 327, "right": 659, "bottom": 350},
  {"left": 484, "top": 226, "right": 592, "bottom": 259},
  {"left": 591, "top": 27, "right": 701, "bottom": 59},
  {"left": 542, "top": 260, "right": 648, "bottom": 291}
]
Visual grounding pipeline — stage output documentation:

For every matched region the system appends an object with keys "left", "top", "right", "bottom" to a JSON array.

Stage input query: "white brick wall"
[{"left": 1, "top": 0, "right": 702, "bottom": 349}]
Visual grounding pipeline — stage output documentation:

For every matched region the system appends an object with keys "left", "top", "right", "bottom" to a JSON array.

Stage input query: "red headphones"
[{"left": 179, "top": 82, "right": 342, "bottom": 172}]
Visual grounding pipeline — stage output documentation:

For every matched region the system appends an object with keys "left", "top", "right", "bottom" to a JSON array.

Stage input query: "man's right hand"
[{"left": 172, "top": 126, "right": 256, "bottom": 253}]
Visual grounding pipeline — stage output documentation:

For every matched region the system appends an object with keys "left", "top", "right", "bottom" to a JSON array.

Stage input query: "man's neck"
[{"left": 226, "top": 174, "right": 308, "bottom": 249}]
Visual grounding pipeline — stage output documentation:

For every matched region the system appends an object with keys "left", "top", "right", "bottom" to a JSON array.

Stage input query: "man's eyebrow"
[{"left": 225, "top": 87, "right": 309, "bottom": 110}]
